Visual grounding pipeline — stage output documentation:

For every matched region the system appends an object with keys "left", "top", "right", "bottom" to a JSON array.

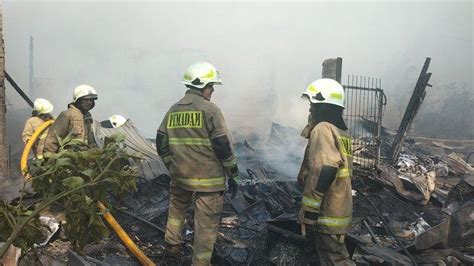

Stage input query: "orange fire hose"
[
  {"left": 96, "top": 202, "right": 155, "bottom": 265},
  {"left": 20, "top": 122, "right": 155, "bottom": 266}
]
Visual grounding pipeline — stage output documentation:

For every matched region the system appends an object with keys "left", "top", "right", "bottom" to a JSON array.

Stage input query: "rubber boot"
[{"left": 163, "top": 243, "right": 180, "bottom": 265}]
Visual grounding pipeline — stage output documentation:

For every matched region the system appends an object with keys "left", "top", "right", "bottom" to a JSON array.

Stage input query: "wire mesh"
[{"left": 343, "top": 75, "right": 385, "bottom": 169}]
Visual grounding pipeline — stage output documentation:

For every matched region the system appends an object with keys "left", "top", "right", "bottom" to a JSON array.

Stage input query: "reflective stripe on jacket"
[
  {"left": 298, "top": 122, "right": 353, "bottom": 235},
  {"left": 158, "top": 89, "right": 234, "bottom": 192},
  {"left": 22, "top": 116, "right": 50, "bottom": 158}
]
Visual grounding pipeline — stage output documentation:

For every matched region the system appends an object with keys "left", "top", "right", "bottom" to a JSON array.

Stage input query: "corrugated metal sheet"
[{"left": 93, "top": 120, "right": 169, "bottom": 180}]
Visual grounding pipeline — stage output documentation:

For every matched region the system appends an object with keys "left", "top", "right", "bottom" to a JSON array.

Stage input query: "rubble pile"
[{"left": 9, "top": 122, "right": 474, "bottom": 265}]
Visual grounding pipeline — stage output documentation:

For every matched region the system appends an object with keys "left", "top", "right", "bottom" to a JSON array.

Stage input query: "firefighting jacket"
[
  {"left": 22, "top": 116, "right": 51, "bottom": 159},
  {"left": 156, "top": 89, "right": 238, "bottom": 192},
  {"left": 44, "top": 104, "right": 97, "bottom": 153},
  {"left": 298, "top": 121, "right": 353, "bottom": 235}
]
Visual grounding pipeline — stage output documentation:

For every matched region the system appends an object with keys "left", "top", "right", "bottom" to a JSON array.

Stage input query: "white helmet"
[
  {"left": 73, "top": 85, "right": 98, "bottom": 102},
  {"left": 33, "top": 98, "right": 54, "bottom": 114},
  {"left": 182, "top": 62, "right": 222, "bottom": 89},
  {"left": 302, "top": 78, "right": 345, "bottom": 108},
  {"left": 109, "top": 115, "right": 127, "bottom": 128}
]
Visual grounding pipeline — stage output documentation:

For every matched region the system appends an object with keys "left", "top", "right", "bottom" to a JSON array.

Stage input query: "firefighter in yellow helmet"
[
  {"left": 298, "top": 78, "right": 355, "bottom": 265},
  {"left": 22, "top": 98, "right": 54, "bottom": 159},
  {"left": 44, "top": 85, "right": 98, "bottom": 153},
  {"left": 156, "top": 62, "right": 239, "bottom": 265}
]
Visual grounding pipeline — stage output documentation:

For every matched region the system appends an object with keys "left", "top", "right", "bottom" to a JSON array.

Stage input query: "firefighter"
[
  {"left": 22, "top": 98, "right": 54, "bottom": 159},
  {"left": 100, "top": 115, "right": 128, "bottom": 128},
  {"left": 156, "top": 62, "right": 239, "bottom": 265},
  {"left": 44, "top": 85, "right": 98, "bottom": 153},
  {"left": 297, "top": 78, "right": 355, "bottom": 265}
]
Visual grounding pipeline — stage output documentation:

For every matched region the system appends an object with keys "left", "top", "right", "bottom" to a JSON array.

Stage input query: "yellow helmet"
[
  {"left": 302, "top": 78, "right": 345, "bottom": 108},
  {"left": 33, "top": 98, "right": 54, "bottom": 114},
  {"left": 73, "top": 85, "right": 98, "bottom": 102},
  {"left": 182, "top": 62, "right": 222, "bottom": 89}
]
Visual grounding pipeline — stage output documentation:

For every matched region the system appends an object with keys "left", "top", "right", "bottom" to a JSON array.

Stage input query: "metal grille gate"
[{"left": 343, "top": 75, "right": 386, "bottom": 169}]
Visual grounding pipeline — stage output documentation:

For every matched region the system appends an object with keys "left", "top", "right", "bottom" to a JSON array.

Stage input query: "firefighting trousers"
[
  {"left": 314, "top": 232, "right": 355, "bottom": 266},
  {"left": 164, "top": 182, "right": 224, "bottom": 266}
]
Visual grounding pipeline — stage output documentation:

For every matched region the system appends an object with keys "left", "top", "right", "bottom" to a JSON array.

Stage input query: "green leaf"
[
  {"left": 62, "top": 176, "right": 85, "bottom": 189},
  {"left": 1, "top": 134, "right": 139, "bottom": 253},
  {"left": 80, "top": 169, "right": 94, "bottom": 178}
]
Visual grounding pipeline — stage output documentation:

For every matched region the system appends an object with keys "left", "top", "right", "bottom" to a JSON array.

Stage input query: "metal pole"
[
  {"left": 377, "top": 85, "right": 384, "bottom": 164},
  {"left": 4, "top": 71, "right": 34, "bottom": 108},
  {"left": 29, "top": 36, "right": 34, "bottom": 99}
]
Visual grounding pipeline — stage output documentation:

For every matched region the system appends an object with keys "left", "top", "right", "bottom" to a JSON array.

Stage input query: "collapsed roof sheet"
[{"left": 93, "top": 120, "right": 169, "bottom": 180}]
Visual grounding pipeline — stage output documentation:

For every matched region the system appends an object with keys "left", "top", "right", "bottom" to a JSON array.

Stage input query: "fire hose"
[
  {"left": 20, "top": 122, "right": 155, "bottom": 266},
  {"left": 20, "top": 120, "right": 54, "bottom": 180}
]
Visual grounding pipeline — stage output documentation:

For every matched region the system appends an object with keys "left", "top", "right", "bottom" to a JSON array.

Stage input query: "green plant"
[
  {"left": 0, "top": 133, "right": 139, "bottom": 257},
  {"left": 0, "top": 201, "right": 43, "bottom": 252}
]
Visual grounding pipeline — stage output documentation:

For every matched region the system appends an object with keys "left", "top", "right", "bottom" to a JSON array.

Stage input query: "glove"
[{"left": 227, "top": 177, "right": 239, "bottom": 199}]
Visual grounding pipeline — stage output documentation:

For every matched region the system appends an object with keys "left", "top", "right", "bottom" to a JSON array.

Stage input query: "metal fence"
[{"left": 343, "top": 75, "right": 386, "bottom": 169}]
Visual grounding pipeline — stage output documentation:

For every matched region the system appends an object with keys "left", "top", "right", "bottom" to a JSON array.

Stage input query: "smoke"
[
  {"left": 414, "top": 83, "right": 474, "bottom": 139},
  {"left": 2, "top": 1, "right": 472, "bottom": 163}
]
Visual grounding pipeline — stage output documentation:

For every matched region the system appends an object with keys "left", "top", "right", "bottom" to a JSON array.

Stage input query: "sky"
[{"left": 1, "top": 0, "right": 472, "bottom": 148}]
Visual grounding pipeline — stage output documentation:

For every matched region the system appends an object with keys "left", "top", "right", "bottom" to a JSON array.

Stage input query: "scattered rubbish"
[
  {"left": 12, "top": 119, "right": 473, "bottom": 265},
  {"left": 442, "top": 152, "right": 474, "bottom": 176},
  {"left": 0, "top": 243, "right": 21, "bottom": 266},
  {"left": 4, "top": 56, "right": 473, "bottom": 265},
  {"left": 36, "top": 216, "right": 60, "bottom": 247}
]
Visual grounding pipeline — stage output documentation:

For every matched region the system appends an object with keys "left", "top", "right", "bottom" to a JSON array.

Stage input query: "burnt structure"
[{"left": 389, "top": 58, "right": 432, "bottom": 164}]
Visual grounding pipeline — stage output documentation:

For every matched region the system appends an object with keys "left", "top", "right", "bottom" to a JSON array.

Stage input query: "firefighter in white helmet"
[
  {"left": 298, "top": 78, "right": 355, "bottom": 265},
  {"left": 109, "top": 115, "right": 127, "bottom": 128},
  {"left": 44, "top": 85, "right": 98, "bottom": 153},
  {"left": 156, "top": 62, "right": 239, "bottom": 265},
  {"left": 22, "top": 98, "right": 54, "bottom": 159},
  {"left": 100, "top": 115, "right": 128, "bottom": 128}
]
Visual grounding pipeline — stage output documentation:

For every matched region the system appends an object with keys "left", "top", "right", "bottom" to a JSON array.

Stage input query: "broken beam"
[
  {"left": 388, "top": 58, "right": 432, "bottom": 164},
  {"left": 362, "top": 219, "right": 378, "bottom": 243},
  {"left": 112, "top": 207, "right": 165, "bottom": 234},
  {"left": 267, "top": 224, "right": 305, "bottom": 242},
  {"left": 5, "top": 71, "right": 34, "bottom": 108},
  {"left": 354, "top": 188, "right": 418, "bottom": 265}
]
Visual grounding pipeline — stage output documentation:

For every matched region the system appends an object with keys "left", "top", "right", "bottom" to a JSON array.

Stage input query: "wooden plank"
[
  {"left": 388, "top": 58, "right": 432, "bottom": 163},
  {"left": 321, "top": 57, "right": 343, "bottom": 83}
]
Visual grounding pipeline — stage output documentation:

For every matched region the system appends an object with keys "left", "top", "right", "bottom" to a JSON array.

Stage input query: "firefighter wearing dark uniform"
[
  {"left": 298, "top": 78, "right": 355, "bottom": 265},
  {"left": 156, "top": 62, "right": 239, "bottom": 266}
]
